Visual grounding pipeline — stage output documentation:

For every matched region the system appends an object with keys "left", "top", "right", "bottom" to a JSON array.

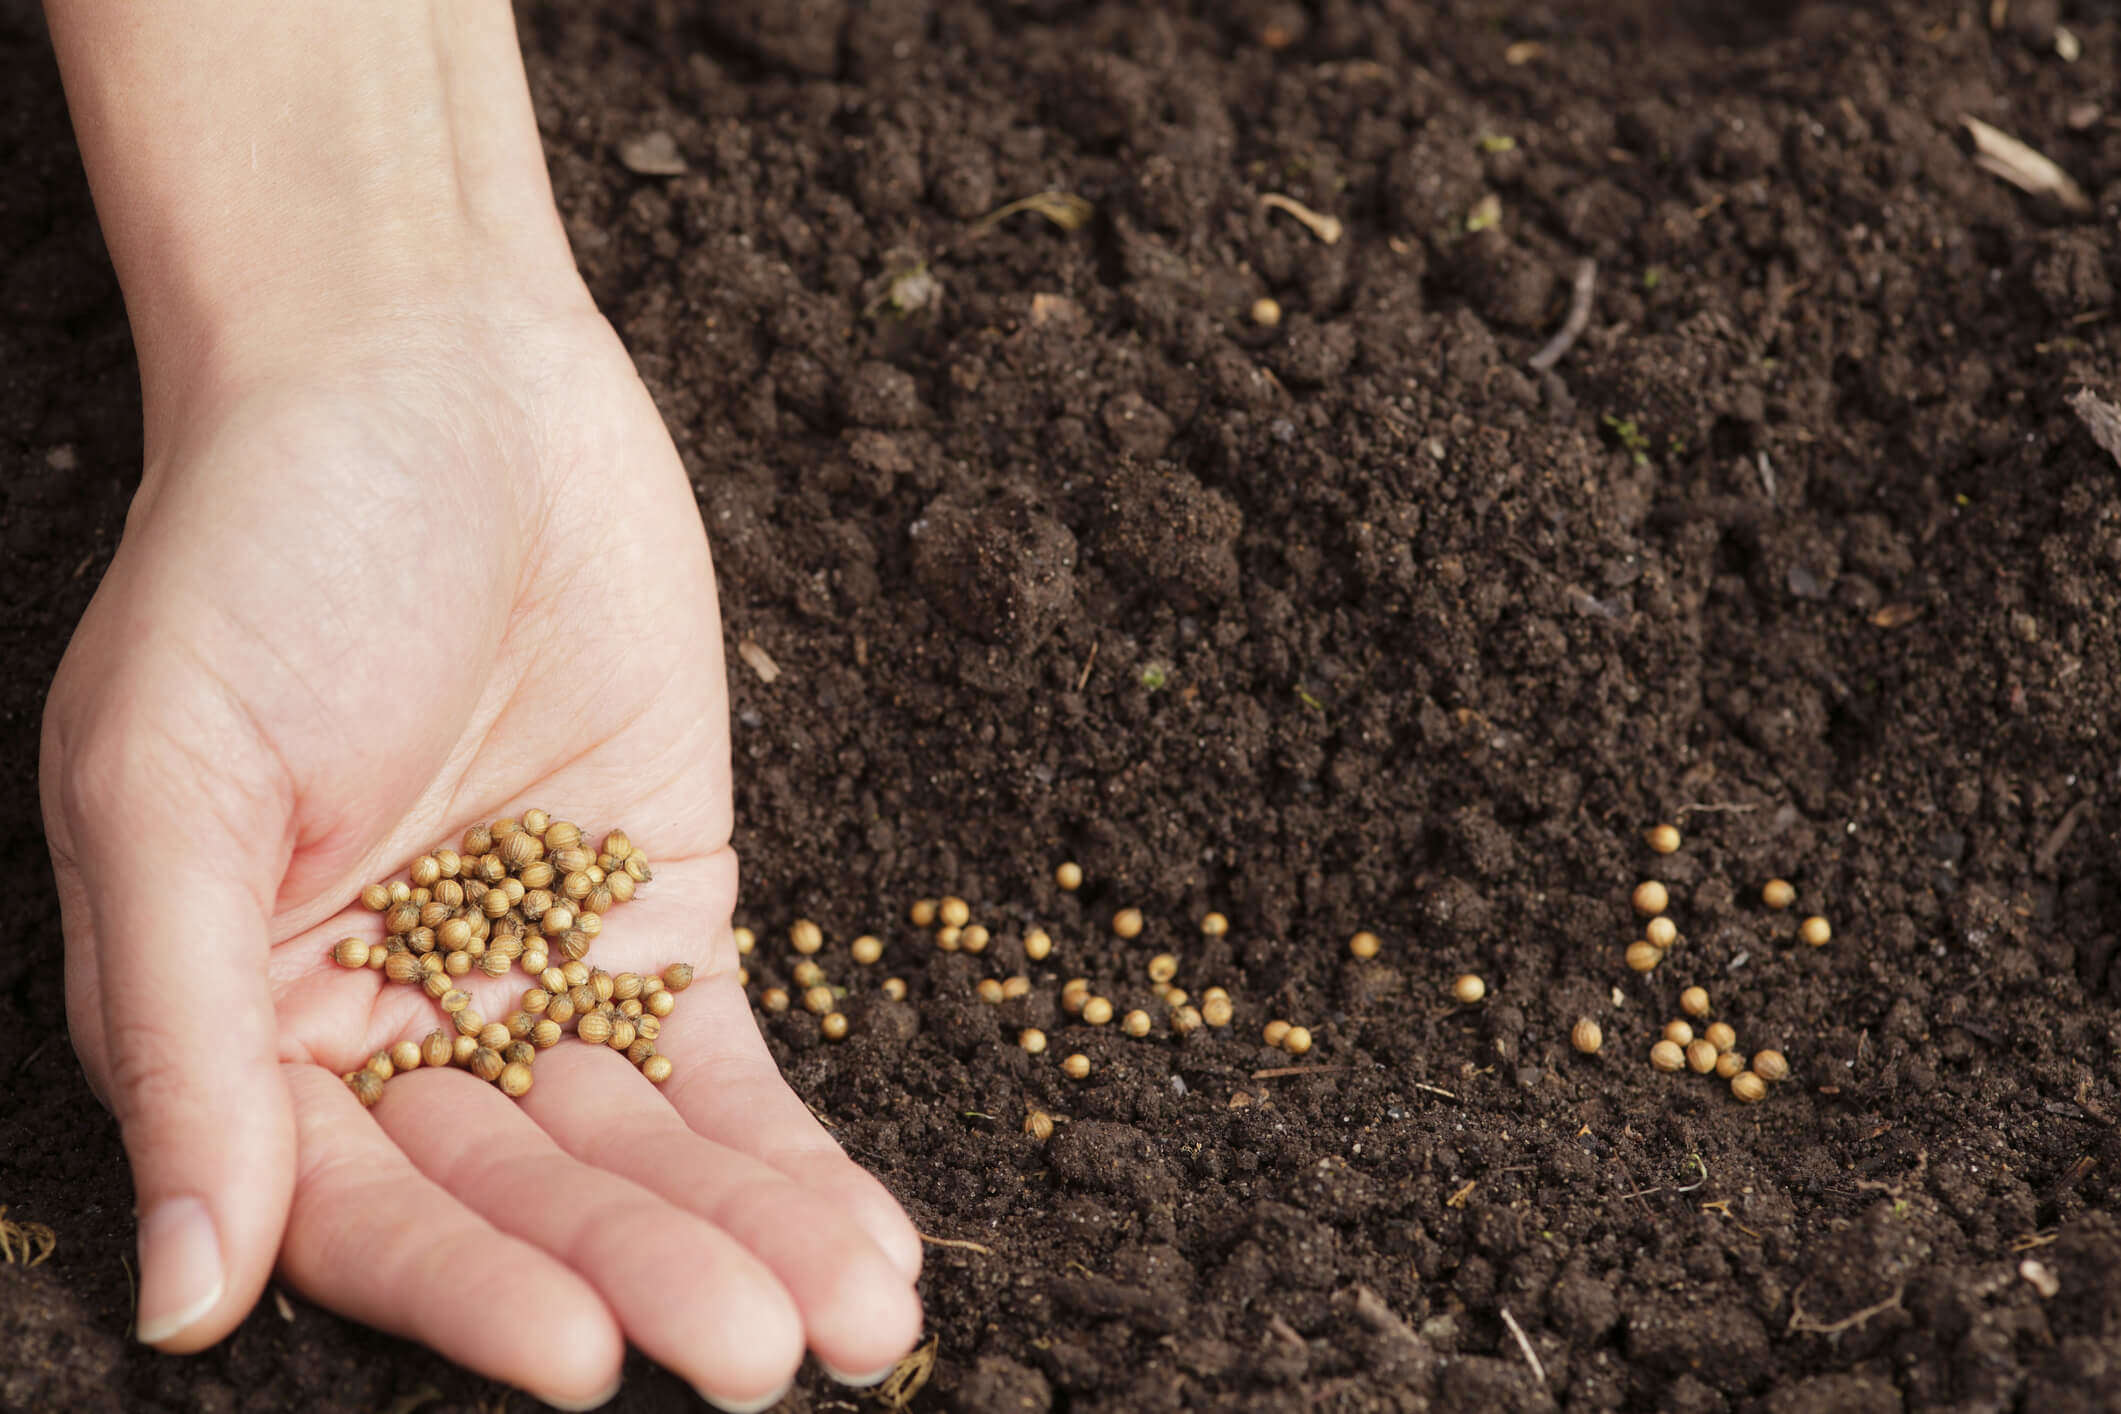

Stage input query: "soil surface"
[{"left": 7, "top": 1, "right": 2121, "bottom": 1410}]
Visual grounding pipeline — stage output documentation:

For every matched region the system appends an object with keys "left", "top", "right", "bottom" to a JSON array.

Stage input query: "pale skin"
[{"left": 38, "top": 5, "right": 921, "bottom": 1410}]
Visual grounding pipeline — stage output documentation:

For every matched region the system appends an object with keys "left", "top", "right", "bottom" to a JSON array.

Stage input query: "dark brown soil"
[{"left": 8, "top": 1, "right": 2121, "bottom": 1410}]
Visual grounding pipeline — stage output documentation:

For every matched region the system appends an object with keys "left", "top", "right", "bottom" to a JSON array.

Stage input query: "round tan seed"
[
  {"left": 1055, "top": 862, "right": 1082, "bottom": 891},
  {"left": 1023, "top": 928, "right": 1053, "bottom": 961},
  {"left": 1663, "top": 1020, "right": 1694, "bottom": 1047},
  {"left": 1147, "top": 953, "right": 1179, "bottom": 984},
  {"left": 1762, "top": 879, "right": 1796, "bottom": 910},
  {"left": 1113, "top": 908, "right": 1144, "bottom": 939},
  {"left": 1349, "top": 931, "right": 1381, "bottom": 960},
  {"left": 1202, "top": 993, "right": 1233, "bottom": 1027},
  {"left": 977, "top": 979, "right": 1005, "bottom": 1004},
  {"left": 1686, "top": 1039, "right": 1719, "bottom": 1074},
  {"left": 1023, "top": 1110, "right": 1054, "bottom": 1141},
  {"left": 1571, "top": 1019, "right": 1603, "bottom": 1054},
  {"left": 1201, "top": 912, "right": 1228, "bottom": 936},
  {"left": 1632, "top": 881, "right": 1669, "bottom": 917},
  {"left": 1625, "top": 941, "right": 1662, "bottom": 973},
  {"left": 333, "top": 936, "right": 370, "bottom": 969},
  {"left": 1715, "top": 1050, "right": 1747, "bottom": 1079},
  {"left": 1451, "top": 973, "right": 1486, "bottom": 1004},
  {"left": 1082, "top": 996, "right": 1114, "bottom": 1026},
  {"left": 909, "top": 899, "right": 937, "bottom": 928},
  {"left": 1123, "top": 1009, "right": 1152, "bottom": 1037},
  {"left": 762, "top": 987, "right": 790, "bottom": 1013},
  {"left": 1647, "top": 824, "right": 1681, "bottom": 854},
  {"left": 1263, "top": 1019, "right": 1292, "bottom": 1048},
  {"left": 1645, "top": 916, "right": 1678, "bottom": 949},
  {"left": 1649, "top": 1039, "right": 1686, "bottom": 1072},
  {"left": 790, "top": 919, "right": 823, "bottom": 954},
  {"left": 1704, "top": 1022, "right": 1736, "bottom": 1053},
  {"left": 851, "top": 935, "right": 883, "bottom": 966},
  {"left": 821, "top": 1012, "right": 849, "bottom": 1041},
  {"left": 939, "top": 897, "right": 970, "bottom": 928},
  {"left": 960, "top": 925, "right": 990, "bottom": 955},
  {"left": 1751, "top": 1049, "right": 1789, "bottom": 1082},
  {"left": 1730, "top": 1071, "right": 1767, "bottom": 1103},
  {"left": 1061, "top": 1053, "right": 1091, "bottom": 1079},
  {"left": 1799, "top": 915, "right": 1831, "bottom": 947},
  {"left": 1019, "top": 1028, "right": 1047, "bottom": 1055},
  {"left": 1679, "top": 986, "right": 1710, "bottom": 1019},
  {"left": 643, "top": 1055, "right": 674, "bottom": 1084},
  {"left": 882, "top": 977, "right": 907, "bottom": 1001},
  {"left": 1282, "top": 1026, "right": 1313, "bottom": 1056}
]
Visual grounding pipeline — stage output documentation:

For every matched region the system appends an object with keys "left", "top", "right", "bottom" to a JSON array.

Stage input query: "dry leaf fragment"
[
  {"left": 1870, "top": 603, "right": 1922, "bottom": 629},
  {"left": 1260, "top": 192, "right": 1344, "bottom": 244},
  {"left": 617, "top": 131, "right": 687, "bottom": 176},
  {"left": 973, "top": 191, "right": 1093, "bottom": 234},
  {"left": 2070, "top": 388, "right": 2121, "bottom": 466},
  {"left": 736, "top": 638, "right": 782, "bottom": 683},
  {"left": 1962, "top": 115, "right": 2089, "bottom": 212}
]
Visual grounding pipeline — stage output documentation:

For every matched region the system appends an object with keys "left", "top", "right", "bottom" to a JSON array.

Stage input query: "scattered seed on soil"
[
  {"left": 1060, "top": 1053, "right": 1091, "bottom": 1079},
  {"left": 1680, "top": 986, "right": 1711, "bottom": 1018},
  {"left": 1650, "top": 1040, "right": 1686, "bottom": 1072},
  {"left": 821, "top": 1012, "right": 849, "bottom": 1041},
  {"left": 1263, "top": 1020, "right": 1292, "bottom": 1048},
  {"left": 1054, "top": 862, "right": 1082, "bottom": 891},
  {"left": 1646, "top": 824, "right": 1682, "bottom": 854},
  {"left": 802, "top": 985, "right": 833, "bottom": 1015},
  {"left": 1249, "top": 297, "right": 1282, "bottom": 327},
  {"left": 851, "top": 935, "right": 883, "bottom": 965},
  {"left": 935, "top": 924, "right": 961, "bottom": 952},
  {"left": 1147, "top": 953, "right": 1178, "bottom": 984},
  {"left": 1731, "top": 1071, "right": 1767, "bottom": 1103},
  {"left": 1800, "top": 915, "right": 1832, "bottom": 946},
  {"left": 1082, "top": 996, "right": 1113, "bottom": 1025},
  {"left": 1451, "top": 973, "right": 1486, "bottom": 1004},
  {"left": 1715, "top": 1050, "right": 1748, "bottom": 1079},
  {"left": 1753, "top": 1049, "right": 1790, "bottom": 1082},
  {"left": 1123, "top": 1009, "right": 1152, "bottom": 1037},
  {"left": 1632, "top": 881, "right": 1669, "bottom": 916},
  {"left": 1686, "top": 1039, "right": 1719, "bottom": 1073},
  {"left": 960, "top": 924, "right": 990, "bottom": 954},
  {"left": 1001, "top": 976, "right": 1031, "bottom": 1000},
  {"left": 940, "top": 897, "right": 970, "bottom": 928},
  {"left": 1202, "top": 993, "right": 1233, "bottom": 1027},
  {"left": 1112, "top": 908, "right": 1144, "bottom": 939},
  {"left": 881, "top": 978, "right": 907, "bottom": 1002},
  {"left": 1349, "top": 931, "right": 1381, "bottom": 959},
  {"left": 1200, "top": 912, "right": 1229, "bottom": 936},
  {"left": 1663, "top": 1020, "right": 1694, "bottom": 1046},
  {"left": 1019, "top": 1028, "right": 1047, "bottom": 1055},
  {"left": 909, "top": 900, "right": 937, "bottom": 928},
  {"left": 1645, "top": 916, "right": 1677, "bottom": 949},
  {"left": 977, "top": 979, "right": 1005, "bottom": 1004},
  {"left": 1023, "top": 1110, "right": 1054, "bottom": 1141},
  {"left": 1705, "top": 1022, "right": 1737, "bottom": 1053},
  {"left": 1572, "top": 1019, "right": 1603, "bottom": 1054},
  {"left": 1171, "top": 1005, "right": 1204, "bottom": 1035},
  {"left": 1024, "top": 928, "right": 1053, "bottom": 961},
  {"left": 1625, "top": 941, "right": 1662, "bottom": 972},
  {"left": 790, "top": 919, "right": 823, "bottom": 954},
  {"left": 1283, "top": 1026, "right": 1313, "bottom": 1055},
  {"left": 1762, "top": 879, "right": 1796, "bottom": 910}
]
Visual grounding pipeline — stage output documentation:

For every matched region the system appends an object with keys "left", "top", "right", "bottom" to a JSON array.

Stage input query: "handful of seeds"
[{"left": 331, "top": 811, "right": 686, "bottom": 1106}]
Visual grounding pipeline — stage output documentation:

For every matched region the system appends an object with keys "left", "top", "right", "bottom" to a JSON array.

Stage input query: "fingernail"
[
  {"left": 135, "top": 1197, "right": 224, "bottom": 1345},
  {"left": 821, "top": 1359, "right": 900, "bottom": 1388},
  {"left": 540, "top": 1375, "right": 622, "bottom": 1411},
  {"left": 695, "top": 1380, "right": 791, "bottom": 1413}
]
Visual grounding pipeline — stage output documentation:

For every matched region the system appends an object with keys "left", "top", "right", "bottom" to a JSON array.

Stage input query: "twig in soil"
[
  {"left": 2034, "top": 798, "right": 2093, "bottom": 873},
  {"left": 1962, "top": 116, "right": 2091, "bottom": 211},
  {"left": 1412, "top": 1082, "right": 1460, "bottom": 1100},
  {"left": 972, "top": 191, "right": 1094, "bottom": 235},
  {"left": 1250, "top": 1065, "right": 1349, "bottom": 1079},
  {"left": 1757, "top": 450, "right": 1777, "bottom": 503},
  {"left": 919, "top": 1233, "right": 995, "bottom": 1256},
  {"left": 1498, "top": 1306, "right": 1547, "bottom": 1387},
  {"left": 2010, "top": 1229, "right": 2059, "bottom": 1252},
  {"left": 14, "top": 1037, "right": 51, "bottom": 1075},
  {"left": 873, "top": 1333, "right": 938, "bottom": 1412},
  {"left": 1259, "top": 192, "right": 1344, "bottom": 244},
  {"left": 1075, "top": 640, "right": 1098, "bottom": 692},
  {"left": 1446, "top": 1180, "right": 1478, "bottom": 1208},
  {"left": 1786, "top": 1279, "right": 1905, "bottom": 1335},
  {"left": 1527, "top": 259, "right": 1597, "bottom": 372}
]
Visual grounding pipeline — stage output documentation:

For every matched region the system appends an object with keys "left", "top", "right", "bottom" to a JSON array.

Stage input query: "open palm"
[{"left": 40, "top": 301, "right": 920, "bottom": 1411}]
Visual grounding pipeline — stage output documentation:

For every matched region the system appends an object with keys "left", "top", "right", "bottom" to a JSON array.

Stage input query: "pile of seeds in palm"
[{"left": 331, "top": 810, "right": 689, "bottom": 1106}]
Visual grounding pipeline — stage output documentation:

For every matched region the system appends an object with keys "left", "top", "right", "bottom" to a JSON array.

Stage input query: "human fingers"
[
  {"left": 372, "top": 1059, "right": 806, "bottom": 1411},
  {"left": 657, "top": 977, "right": 925, "bottom": 1286},
  {"left": 278, "top": 1066, "right": 625, "bottom": 1409},
  {"left": 517, "top": 1040, "right": 923, "bottom": 1383}
]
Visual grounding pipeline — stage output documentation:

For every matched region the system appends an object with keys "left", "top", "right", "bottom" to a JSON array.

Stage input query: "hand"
[{"left": 39, "top": 286, "right": 923, "bottom": 1409}]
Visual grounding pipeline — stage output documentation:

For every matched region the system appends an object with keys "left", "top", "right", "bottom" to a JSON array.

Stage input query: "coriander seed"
[
  {"left": 634, "top": 1015, "right": 662, "bottom": 1042},
  {"left": 1024, "top": 928, "right": 1053, "bottom": 961},
  {"left": 626, "top": 1036, "right": 657, "bottom": 1067},
  {"left": 1024, "top": 1110, "right": 1054, "bottom": 1141},
  {"left": 1019, "top": 1028, "right": 1048, "bottom": 1055},
  {"left": 365, "top": 1051, "right": 394, "bottom": 1081},
  {"left": 469, "top": 1047, "right": 506, "bottom": 1083},
  {"left": 543, "top": 820, "right": 580, "bottom": 851},
  {"left": 642, "top": 1055, "right": 673, "bottom": 1084},
  {"left": 1762, "top": 879, "right": 1796, "bottom": 910},
  {"left": 612, "top": 972, "right": 642, "bottom": 1000},
  {"left": 1002, "top": 976, "right": 1031, "bottom": 1000},
  {"left": 1061, "top": 978, "right": 1090, "bottom": 1013},
  {"left": 383, "top": 949, "right": 422, "bottom": 984},
  {"left": 762, "top": 987, "right": 790, "bottom": 1012},
  {"left": 1201, "top": 912, "right": 1229, "bottom": 936},
  {"left": 1686, "top": 1039, "right": 1718, "bottom": 1074},
  {"left": 333, "top": 937, "right": 370, "bottom": 969},
  {"left": 1451, "top": 973, "right": 1486, "bottom": 1004},
  {"left": 1751, "top": 1049, "right": 1789, "bottom": 1082},
  {"left": 1162, "top": 987, "right": 1189, "bottom": 1008},
  {"left": 520, "top": 809, "right": 550, "bottom": 836},
  {"left": 1649, "top": 1039, "right": 1686, "bottom": 1072},
  {"left": 935, "top": 925, "right": 961, "bottom": 952},
  {"left": 361, "top": 883, "right": 391, "bottom": 912},
  {"left": 1648, "top": 823, "right": 1682, "bottom": 854},
  {"left": 851, "top": 935, "right": 883, "bottom": 966},
  {"left": 883, "top": 977, "right": 908, "bottom": 1001},
  {"left": 390, "top": 1040, "right": 422, "bottom": 1073},
  {"left": 1730, "top": 1071, "right": 1767, "bottom": 1103},
  {"left": 791, "top": 919, "right": 823, "bottom": 954},
  {"left": 578, "top": 1012, "right": 613, "bottom": 1046},
  {"left": 1715, "top": 1050, "right": 1747, "bottom": 1079},
  {"left": 1123, "top": 1009, "right": 1152, "bottom": 1037},
  {"left": 1113, "top": 908, "right": 1144, "bottom": 939},
  {"left": 498, "top": 1061, "right": 534, "bottom": 1097},
  {"left": 1663, "top": 1020, "right": 1694, "bottom": 1047},
  {"left": 977, "top": 978, "right": 1005, "bottom": 1004},
  {"left": 909, "top": 900, "right": 938, "bottom": 928},
  {"left": 452, "top": 1034, "right": 478, "bottom": 1065},
  {"left": 607, "top": 1019, "right": 637, "bottom": 1051},
  {"left": 792, "top": 960, "right": 824, "bottom": 989},
  {"left": 1645, "top": 916, "right": 1677, "bottom": 949},
  {"left": 1680, "top": 986, "right": 1710, "bottom": 1019},
  {"left": 1083, "top": 996, "right": 1114, "bottom": 1026},
  {"left": 1055, "top": 862, "right": 1083, "bottom": 891},
  {"left": 1283, "top": 1025, "right": 1313, "bottom": 1055},
  {"left": 1171, "top": 1005, "right": 1204, "bottom": 1034},
  {"left": 663, "top": 963, "right": 694, "bottom": 993},
  {"left": 1061, "top": 1053, "right": 1091, "bottom": 1079},
  {"left": 821, "top": 1012, "right": 849, "bottom": 1041},
  {"left": 646, "top": 988, "right": 676, "bottom": 1018},
  {"left": 1250, "top": 296, "right": 1282, "bottom": 327},
  {"left": 1625, "top": 941, "right": 1662, "bottom": 972},
  {"left": 1632, "top": 881, "right": 1669, "bottom": 917},
  {"left": 546, "top": 994, "right": 575, "bottom": 1026},
  {"left": 440, "top": 989, "right": 471, "bottom": 1014},
  {"left": 1799, "top": 915, "right": 1831, "bottom": 947},
  {"left": 1572, "top": 1019, "right": 1603, "bottom": 1054},
  {"left": 1147, "top": 953, "right": 1179, "bottom": 984},
  {"left": 367, "top": 943, "right": 387, "bottom": 969},
  {"left": 940, "top": 897, "right": 970, "bottom": 928},
  {"left": 961, "top": 924, "right": 990, "bottom": 954},
  {"left": 1263, "top": 1019, "right": 1292, "bottom": 1048},
  {"left": 562, "top": 960, "right": 591, "bottom": 988},
  {"left": 1202, "top": 993, "right": 1234, "bottom": 1028},
  {"left": 346, "top": 1070, "right": 384, "bottom": 1107},
  {"left": 1350, "top": 931, "right": 1381, "bottom": 960},
  {"left": 520, "top": 947, "right": 549, "bottom": 976},
  {"left": 803, "top": 985, "right": 834, "bottom": 1015},
  {"left": 1704, "top": 1022, "right": 1736, "bottom": 1053},
  {"left": 421, "top": 1030, "right": 453, "bottom": 1068},
  {"left": 454, "top": 1009, "right": 485, "bottom": 1038}
]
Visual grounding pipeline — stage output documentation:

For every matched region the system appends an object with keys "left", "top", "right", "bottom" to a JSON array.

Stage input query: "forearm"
[{"left": 45, "top": 2, "right": 582, "bottom": 422}]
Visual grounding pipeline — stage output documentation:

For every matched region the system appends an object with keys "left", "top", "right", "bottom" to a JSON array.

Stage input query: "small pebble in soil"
[
  {"left": 1730, "top": 1071, "right": 1767, "bottom": 1103},
  {"left": 1704, "top": 1022, "right": 1737, "bottom": 1053},
  {"left": 1054, "top": 862, "right": 1083, "bottom": 891},
  {"left": 1451, "top": 973, "right": 1486, "bottom": 1004},
  {"left": 1680, "top": 986, "right": 1711, "bottom": 1018},
  {"left": 1663, "top": 1020, "right": 1694, "bottom": 1046},
  {"left": 1200, "top": 912, "right": 1228, "bottom": 936},
  {"left": 1646, "top": 916, "right": 1677, "bottom": 949},
  {"left": 1647, "top": 823, "right": 1682, "bottom": 854},
  {"left": 1752, "top": 1049, "right": 1790, "bottom": 1081},
  {"left": 1632, "top": 881, "right": 1669, "bottom": 916},
  {"left": 1626, "top": 941, "right": 1662, "bottom": 972},
  {"left": 1061, "top": 1053, "right": 1091, "bottom": 1079},
  {"left": 1800, "top": 915, "right": 1832, "bottom": 946},
  {"left": 1762, "top": 878, "right": 1796, "bottom": 910},
  {"left": 1113, "top": 908, "right": 1144, "bottom": 939},
  {"left": 1349, "top": 931, "right": 1381, "bottom": 960},
  {"left": 1572, "top": 1019, "right": 1603, "bottom": 1054},
  {"left": 1650, "top": 1040, "right": 1686, "bottom": 1071}
]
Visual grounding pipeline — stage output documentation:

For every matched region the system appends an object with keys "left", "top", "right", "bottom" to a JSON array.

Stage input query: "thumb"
[{"left": 49, "top": 710, "right": 297, "bottom": 1353}]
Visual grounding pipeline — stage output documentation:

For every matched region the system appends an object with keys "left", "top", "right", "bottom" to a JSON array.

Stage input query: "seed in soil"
[
  {"left": 790, "top": 919, "right": 823, "bottom": 954},
  {"left": 1082, "top": 996, "right": 1114, "bottom": 1025},
  {"left": 1060, "top": 1053, "right": 1091, "bottom": 1079},
  {"left": 821, "top": 1012, "right": 849, "bottom": 1041},
  {"left": 1170, "top": 1004, "right": 1203, "bottom": 1035},
  {"left": 1626, "top": 941, "right": 1662, "bottom": 972},
  {"left": 1731, "top": 1071, "right": 1767, "bottom": 1103},
  {"left": 1200, "top": 912, "right": 1228, "bottom": 936},
  {"left": 1264, "top": 1019, "right": 1291, "bottom": 1047},
  {"left": 1002, "top": 976, "right": 1030, "bottom": 1000},
  {"left": 960, "top": 925, "right": 990, "bottom": 954},
  {"left": 1019, "top": 1028, "right": 1047, "bottom": 1055},
  {"left": 1762, "top": 879, "right": 1796, "bottom": 910},
  {"left": 1704, "top": 1022, "right": 1737, "bottom": 1053},
  {"left": 1680, "top": 986, "right": 1711, "bottom": 1018},
  {"left": 1061, "top": 979, "right": 1089, "bottom": 1013},
  {"left": 1451, "top": 973, "right": 1486, "bottom": 1004},
  {"left": 1147, "top": 953, "right": 1179, "bottom": 984},
  {"left": 1054, "top": 862, "right": 1082, "bottom": 891},
  {"left": 1283, "top": 1025, "right": 1313, "bottom": 1055},
  {"left": 1024, "top": 929, "right": 1053, "bottom": 961},
  {"left": 1202, "top": 993, "right": 1233, "bottom": 1027},
  {"left": 1715, "top": 1050, "right": 1747, "bottom": 1079},
  {"left": 977, "top": 979, "right": 1005, "bottom": 1004},
  {"left": 1023, "top": 1110, "right": 1054, "bottom": 1141},
  {"left": 940, "top": 897, "right": 970, "bottom": 928},
  {"left": 733, "top": 926, "right": 755, "bottom": 955},
  {"left": 1349, "top": 931, "right": 1381, "bottom": 960},
  {"left": 1571, "top": 1019, "right": 1603, "bottom": 1054},
  {"left": 1650, "top": 1040, "right": 1686, "bottom": 1072},
  {"left": 1663, "top": 1020, "right": 1694, "bottom": 1046},
  {"left": 1800, "top": 915, "right": 1832, "bottom": 946},
  {"left": 1113, "top": 908, "right": 1144, "bottom": 939},
  {"left": 851, "top": 935, "right": 883, "bottom": 965},
  {"left": 935, "top": 925, "right": 961, "bottom": 952},
  {"left": 882, "top": 978, "right": 907, "bottom": 1001},
  {"left": 1123, "top": 1009, "right": 1152, "bottom": 1037},
  {"left": 802, "top": 985, "right": 834, "bottom": 1015},
  {"left": 1647, "top": 824, "right": 1682, "bottom": 854},
  {"left": 1250, "top": 296, "right": 1282, "bottom": 327},
  {"left": 1753, "top": 1049, "right": 1790, "bottom": 1081},
  {"left": 1686, "top": 1039, "right": 1718, "bottom": 1074},
  {"left": 1645, "top": 916, "right": 1677, "bottom": 949},
  {"left": 792, "top": 960, "right": 824, "bottom": 989},
  {"left": 1632, "top": 881, "right": 1669, "bottom": 916},
  {"left": 909, "top": 899, "right": 937, "bottom": 928}
]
